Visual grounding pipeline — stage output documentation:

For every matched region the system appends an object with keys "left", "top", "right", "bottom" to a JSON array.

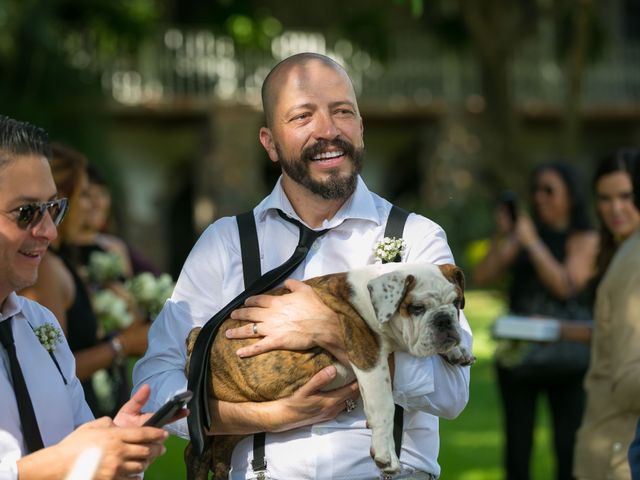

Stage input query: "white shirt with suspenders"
[{"left": 133, "top": 175, "right": 472, "bottom": 479}]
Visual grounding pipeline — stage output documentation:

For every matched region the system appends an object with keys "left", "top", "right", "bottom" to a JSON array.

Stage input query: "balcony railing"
[{"left": 96, "top": 27, "right": 640, "bottom": 111}]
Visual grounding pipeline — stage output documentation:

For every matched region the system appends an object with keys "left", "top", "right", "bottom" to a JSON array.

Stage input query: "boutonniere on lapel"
[
  {"left": 373, "top": 237, "right": 406, "bottom": 264},
  {"left": 33, "top": 323, "right": 63, "bottom": 353}
]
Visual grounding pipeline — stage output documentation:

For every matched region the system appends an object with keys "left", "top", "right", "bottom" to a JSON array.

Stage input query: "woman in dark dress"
[
  {"left": 21, "top": 144, "right": 149, "bottom": 416},
  {"left": 474, "top": 161, "right": 599, "bottom": 480}
]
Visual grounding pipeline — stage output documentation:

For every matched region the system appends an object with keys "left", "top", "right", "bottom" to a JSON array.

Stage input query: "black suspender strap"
[
  {"left": 251, "top": 432, "right": 267, "bottom": 473},
  {"left": 237, "top": 210, "right": 262, "bottom": 288},
  {"left": 237, "top": 212, "right": 268, "bottom": 473},
  {"left": 239, "top": 205, "right": 410, "bottom": 472},
  {"left": 384, "top": 205, "right": 409, "bottom": 239},
  {"left": 383, "top": 204, "right": 410, "bottom": 460}
]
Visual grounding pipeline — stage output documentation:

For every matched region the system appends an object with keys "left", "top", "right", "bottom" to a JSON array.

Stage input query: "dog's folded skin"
[{"left": 184, "top": 262, "right": 474, "bottom": 479}]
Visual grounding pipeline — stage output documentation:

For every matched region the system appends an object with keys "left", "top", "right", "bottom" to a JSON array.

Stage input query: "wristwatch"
[{"left": 109, "top": 336, "right": 125, "bottom": 365}]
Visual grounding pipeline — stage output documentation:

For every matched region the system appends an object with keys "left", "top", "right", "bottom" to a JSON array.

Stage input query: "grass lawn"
[{"left": 145, "top": 290, "right": 557, "bottom": 479}]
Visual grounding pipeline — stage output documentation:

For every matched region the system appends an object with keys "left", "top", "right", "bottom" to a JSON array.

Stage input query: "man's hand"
[
  {"left": 17, "top": 415, "right": 168, "bottom": 480},
  {"left": 271, "top": 365, "right": 360, "bottom": 432},
  {"left": 57, "top": 417, "right": 167, "bottom": 479},
  {"left": 209, "top": 366, "right": 360, "bottom": 435},
  {"left": 225, "top": 279, "right": 348, "bottom": 363}
]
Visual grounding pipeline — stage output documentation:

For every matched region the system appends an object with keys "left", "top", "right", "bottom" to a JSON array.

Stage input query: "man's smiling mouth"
[{"left": 312, "top": 150, "right": 344, "bottom": 161}]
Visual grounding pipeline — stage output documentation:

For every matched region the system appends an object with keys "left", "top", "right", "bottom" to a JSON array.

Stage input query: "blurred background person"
[
  {"left": 73, "top": 165, "right": 160, "bottom": 278},
  {"left": 590, "top": 149, "right": 640, "bottom": 290},
  {"left": 20, "top": 143, "right": 149, "bottom": 417},
  {"left": 74, "top": 165, "right": 134, "bottom": 280},
  {"left": 474, "top": 161, "right": 599, "bottom": 480},
  {"left": 573, "top": 149, "right": 640, "bottom": 480}
]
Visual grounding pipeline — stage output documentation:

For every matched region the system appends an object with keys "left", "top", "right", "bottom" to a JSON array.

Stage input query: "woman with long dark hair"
[
  {"left": 591, "top": 149, "right": 640, "bottom": 287},
  {"left": 574, "top": 149, "right": 640, "bottom": 480},
  {"left": 475, "top": 161, "right": 599, "bottom": 480}
]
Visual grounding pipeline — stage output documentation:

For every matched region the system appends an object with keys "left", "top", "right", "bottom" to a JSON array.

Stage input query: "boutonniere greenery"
[
  {"left": 373, "top": 237, "right": 406, "bottom": 264},
  {"left": 33, "top": 323, "right": 63, "bottom": 353}
]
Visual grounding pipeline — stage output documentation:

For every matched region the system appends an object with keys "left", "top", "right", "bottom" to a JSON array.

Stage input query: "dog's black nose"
[{"left": 433, "top": 311, "right": 452, "bottom": 329}]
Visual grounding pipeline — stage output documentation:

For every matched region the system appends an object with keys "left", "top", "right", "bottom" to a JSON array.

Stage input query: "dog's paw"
[
  {"left": 370, "top": 436, "right": 401, "bottom": 474},
  {"left": 441, "top": 345, "right": 476, "bottom": 366}
]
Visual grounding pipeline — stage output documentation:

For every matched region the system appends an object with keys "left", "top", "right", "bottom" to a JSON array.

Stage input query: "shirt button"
[
  {"left": 311, "top": 240, "right": 320, "bottom": 251},
  {"left": 612, "top": 442, "right": 623, "bottom": 452}
]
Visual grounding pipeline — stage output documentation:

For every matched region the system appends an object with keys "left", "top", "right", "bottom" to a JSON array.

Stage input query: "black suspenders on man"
[{"left": 236, "top": 205, "right": 409, "bottom": 477}]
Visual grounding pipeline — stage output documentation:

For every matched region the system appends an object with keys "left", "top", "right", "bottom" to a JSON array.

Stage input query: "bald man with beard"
[{"left": 133, "top": 53, "right": 472, "bottom": 480}]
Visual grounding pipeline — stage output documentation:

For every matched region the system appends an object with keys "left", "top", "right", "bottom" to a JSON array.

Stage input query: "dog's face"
[{"left": 366, "top": 263, "right": 465, "bottom": 357}]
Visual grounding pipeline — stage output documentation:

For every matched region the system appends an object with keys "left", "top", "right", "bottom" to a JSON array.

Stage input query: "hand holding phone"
[
  {"left": 143, "top": 390, "right": 192, "bottom": 428},
  {"left": 498, "top": 191, "right": 518, "bottom": 225}
]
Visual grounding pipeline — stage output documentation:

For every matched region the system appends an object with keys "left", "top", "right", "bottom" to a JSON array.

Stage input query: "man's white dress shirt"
[
  {"left": 133, "top": 176, "right": 472, "bottom": 479},
  {"left": 0, "top": 293, "right": 94, "bottom": 480}
]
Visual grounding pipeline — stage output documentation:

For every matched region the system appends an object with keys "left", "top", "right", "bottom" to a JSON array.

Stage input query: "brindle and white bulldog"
[{"left": 184, "top": 262, "right": 474, "bottom": 479}]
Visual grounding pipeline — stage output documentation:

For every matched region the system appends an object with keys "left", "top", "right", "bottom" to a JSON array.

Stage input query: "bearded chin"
[{"left": 277, "top": 146, "right": 363, "bottom": 201}]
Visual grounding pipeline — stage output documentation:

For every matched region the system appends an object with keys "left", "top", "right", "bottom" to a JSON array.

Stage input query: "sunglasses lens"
[
  {"left": 15, "top": 199, "right": 68, "bottom": 230},
  {"left": 49, "top": 199, "right": 68, "bottom": 226},
  {"left": 16, "top": 204, "right": 40, "bottom": 229}
]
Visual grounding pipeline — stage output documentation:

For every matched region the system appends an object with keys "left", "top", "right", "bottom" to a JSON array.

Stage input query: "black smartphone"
[
  {"left": 499, "top": 191, "right": 518, "bottom": 223},
  {"left": 143, "top": 390, "right": 192, "bottom": 428}
]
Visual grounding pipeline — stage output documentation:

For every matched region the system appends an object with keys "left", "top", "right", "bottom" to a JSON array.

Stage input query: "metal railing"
[{"left": 97, "top": 27, "right": 640, "bottom": 110}]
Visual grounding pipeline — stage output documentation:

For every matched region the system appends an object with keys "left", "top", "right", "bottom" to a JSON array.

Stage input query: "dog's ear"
[
  {"left": 438, "top": 264, "right": 466, "bottom": 310},
  {"left": 367, "top": 271, "right": 416, "bottom": 324}
]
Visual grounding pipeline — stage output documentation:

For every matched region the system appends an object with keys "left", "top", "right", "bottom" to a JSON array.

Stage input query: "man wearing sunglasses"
[{"left": 0, "top": 114, "right": 172, "bottom": 480}]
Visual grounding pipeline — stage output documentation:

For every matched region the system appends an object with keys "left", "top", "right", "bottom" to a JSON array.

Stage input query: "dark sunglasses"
[{"left": 11, "top": 198, "right": 68, "bottom": 230}]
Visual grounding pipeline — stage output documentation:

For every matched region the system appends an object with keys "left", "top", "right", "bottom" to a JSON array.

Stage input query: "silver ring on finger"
[
  {"left": 345, "top": 398, "right": 357, "bottom": 413},
  {"left": 252, "top": 323, "right": 258, "bottom": 335}
]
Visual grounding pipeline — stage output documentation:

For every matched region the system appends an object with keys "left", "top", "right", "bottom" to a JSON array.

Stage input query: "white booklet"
[{"left": 493, "top": 315, "right": 561, "bottom": 342}]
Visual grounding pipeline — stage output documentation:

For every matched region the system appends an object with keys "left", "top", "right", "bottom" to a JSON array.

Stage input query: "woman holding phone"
[{"left": 474, "top": 161, "right": 599, "bottom": 480}]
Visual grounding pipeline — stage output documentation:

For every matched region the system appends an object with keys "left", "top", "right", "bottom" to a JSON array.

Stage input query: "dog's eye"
[{"left": 407, "top": 303, "right": 426, "bottom": 316}]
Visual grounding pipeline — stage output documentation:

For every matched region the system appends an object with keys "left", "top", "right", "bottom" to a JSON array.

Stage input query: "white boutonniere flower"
[
  {"left": 373, "top": 237, "right": 406, "bottom": 263},
  {"left": 33, "top": 323, "right": 63, "bottom": 353}
]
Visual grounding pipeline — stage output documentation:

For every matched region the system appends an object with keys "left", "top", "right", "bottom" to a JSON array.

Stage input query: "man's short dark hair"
[{"left": 0, "top": 114, "right": 51, "bottom": 168}]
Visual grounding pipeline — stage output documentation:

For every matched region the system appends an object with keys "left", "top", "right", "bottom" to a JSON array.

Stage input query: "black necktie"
[
  {"left": 187, "top": 210, "right": 330, "bottom": 455},
  {"left": 0, "top": 317, "right": 45, "bottom": 453}
]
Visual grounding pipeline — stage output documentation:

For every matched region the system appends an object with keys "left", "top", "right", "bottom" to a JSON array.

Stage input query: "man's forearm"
[
  {"left": 207, "top": 398, "right": 280, "bottom": 435},
  {"left": 17, "top": 447, "right": 71, "bottom": 480}
]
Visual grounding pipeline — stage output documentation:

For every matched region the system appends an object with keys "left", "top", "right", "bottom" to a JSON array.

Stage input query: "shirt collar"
[
  {"left": 256, "top": 175, "right": 382, "bottom": 229},
  {"left": 0, "top": 292, "right": 22, "bottom": 322}
]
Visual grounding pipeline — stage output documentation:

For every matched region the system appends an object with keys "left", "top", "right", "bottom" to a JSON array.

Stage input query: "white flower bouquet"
[
  {"left": 92, "top": 289, "right": 134, "bottom": 332},
  {"left": 87, "top": 251, "right": 125, "bottom": 284},
  {"left": 125, "top": 272, "right": 175, "bottom": 321},
  {"left": 92, "top": 368, "right": 116, "bottom": 414}
]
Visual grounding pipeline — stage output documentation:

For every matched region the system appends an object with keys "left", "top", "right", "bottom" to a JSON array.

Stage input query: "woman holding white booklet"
[{"left": 474, "top": 161, "right": 598, "bottom": 480}]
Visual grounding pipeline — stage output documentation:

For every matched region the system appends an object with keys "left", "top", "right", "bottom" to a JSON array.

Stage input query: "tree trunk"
[{"left": 563, "top": 0, "right": 591, "bottom": 159}]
